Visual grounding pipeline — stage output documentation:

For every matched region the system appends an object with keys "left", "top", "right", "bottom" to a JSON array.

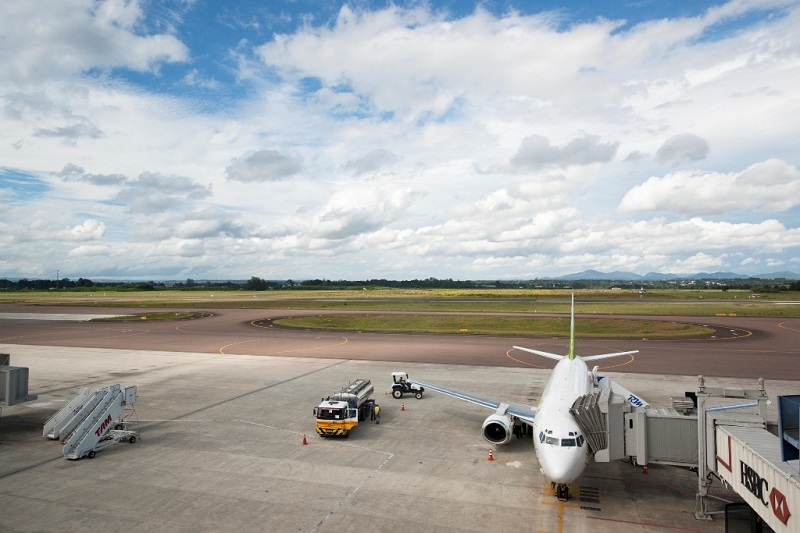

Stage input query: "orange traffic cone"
[
  {"left": 302, "top": 434, "right": 307, "bottom": 445},
  {"left": 487, "top": 449, "right": 494, "bottom": 461},
  {"left": 401, "top": 403, "right": 405, "bottom": 411}
]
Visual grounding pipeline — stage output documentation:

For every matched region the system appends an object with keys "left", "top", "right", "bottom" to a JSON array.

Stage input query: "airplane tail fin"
[
  {"left": 513, "top": 294, "right": 575, "bottom": 361},
  {"left": 568, "top": 293, "right": 576, "bottom": 360},
  {"left": 513, "top": 293, "right": 638, "bottom": 362}
]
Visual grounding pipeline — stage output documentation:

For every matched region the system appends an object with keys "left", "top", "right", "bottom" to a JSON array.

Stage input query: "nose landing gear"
[{"left": 551, "top": 482, "right": 570, "bottom": 501}]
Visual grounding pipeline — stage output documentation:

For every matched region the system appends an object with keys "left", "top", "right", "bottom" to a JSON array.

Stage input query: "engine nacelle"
[{"left": 482, "top": 413, "right": 513, "bottom": 445}]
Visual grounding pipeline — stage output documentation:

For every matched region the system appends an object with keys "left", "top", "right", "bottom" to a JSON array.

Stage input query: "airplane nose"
[
  {"left": 542, "top": 462, "right": 572, "bottom": 484},
  {"left": 540, "top": 450, "right": 582, "bottom": 484}
]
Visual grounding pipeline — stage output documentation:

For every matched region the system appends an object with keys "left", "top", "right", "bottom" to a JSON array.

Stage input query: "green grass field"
[
  {"left": 1, "top": 288, "right": 798, "bottom": 316},
  {"left": 273, "top": 314, "right": 714, "bottom": 338},
  {"left": 2, "top": 288, "right": 798, "bottom": 338}
]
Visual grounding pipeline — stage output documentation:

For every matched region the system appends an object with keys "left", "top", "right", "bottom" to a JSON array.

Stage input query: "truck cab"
[{"left": 314, "top": 400, "right": 358, "bottom": 436}]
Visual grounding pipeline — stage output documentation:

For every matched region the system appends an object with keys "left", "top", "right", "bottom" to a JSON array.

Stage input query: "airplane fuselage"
[{"left": 532, "top": 356, "right": 592, "bottom": 484}]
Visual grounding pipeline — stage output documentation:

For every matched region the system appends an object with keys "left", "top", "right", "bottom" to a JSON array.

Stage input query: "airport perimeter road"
[
  {"left": 3, "top": 345, "right": 798, "bottom": 532},
  {"left": 1, "top": 305, "right": 800, "bottom": 380}
]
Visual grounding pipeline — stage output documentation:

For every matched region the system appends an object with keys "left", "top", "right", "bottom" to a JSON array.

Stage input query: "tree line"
[{"left": 1, "top": 276, "right": 799, "bottom": 292}]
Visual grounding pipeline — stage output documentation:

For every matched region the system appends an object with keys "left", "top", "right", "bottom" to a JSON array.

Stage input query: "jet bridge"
[
  {"left": 570, "top": 376, "right": 699, "bottom": 468},
  {"left": 571, "top": 375, "right": 800, "bottom": 531}
]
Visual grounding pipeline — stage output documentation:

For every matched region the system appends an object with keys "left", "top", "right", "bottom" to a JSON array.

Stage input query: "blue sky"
[{"left": 1, "top": 0, "right": 799, "bottom": 281}]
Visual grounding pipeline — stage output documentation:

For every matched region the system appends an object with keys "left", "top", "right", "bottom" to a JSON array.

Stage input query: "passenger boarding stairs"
[{"left": 43, "top": 384, "right": 137, "bottom": 459}]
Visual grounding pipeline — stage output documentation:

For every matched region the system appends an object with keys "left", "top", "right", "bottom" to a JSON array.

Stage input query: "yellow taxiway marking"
[
  {"left": 778, "top": 320, "right": 800, "bottom": 335},
  {"left": 537, "top": 482, "right": 582, "bottom": 533},
  {"left": 219, "top": 336, "right": 348, "bottom": 355}
]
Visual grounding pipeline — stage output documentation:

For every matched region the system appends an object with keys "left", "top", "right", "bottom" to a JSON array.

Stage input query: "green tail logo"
[{"left": 568, "top": 293, "right": 576, "bottom": 360}]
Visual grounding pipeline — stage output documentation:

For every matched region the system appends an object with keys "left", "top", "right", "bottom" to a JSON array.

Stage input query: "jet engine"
[{"left": 482, "top": 413, "right": 513, "bottom": 445}]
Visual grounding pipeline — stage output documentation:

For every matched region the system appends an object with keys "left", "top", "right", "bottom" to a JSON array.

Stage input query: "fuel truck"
[{"left": 314, "top": 379, "right": 374, "bottom": 437}]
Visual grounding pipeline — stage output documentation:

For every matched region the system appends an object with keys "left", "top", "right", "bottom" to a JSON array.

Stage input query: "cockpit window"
[
  {"left": 545, "top": 435, "right": 559, "bottom": 446},
  {"left": 561, "top": 438, "right": 576, "bottom": 446},
  {"left": 577, "top": 435, "right": 585, "bottom": 447}
]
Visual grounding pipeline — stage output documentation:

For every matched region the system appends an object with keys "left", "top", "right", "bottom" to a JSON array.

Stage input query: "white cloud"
[
  {"left": 506, "top": 134, "right": 618, "bottom": 172},
  {"left": 1, "top": 1, "right": 799, "bottom": 279},
  {"left": 619, "top": 159, "right": 800, "bottom": 215},
  {"left": 342, "top": 149, "right": 402, "bottom": 175},
  {"left": 66, "top": 219, "right": 106, "bottom": 241},
  {"left": 672, "top": 252, "right": 726, "bottom": 274},
  {"left": 113, "top": 172, "right": 212, "bottom": 214},
  {"left": 309, "top": 187, "right": 422, "bottom": 240},
  {"left": 655, "top": 133, "right": 709, "bottom": 165},
  {"left": 226, "top": 149, "right": 304, "bottom": 182},
  {"left": 0, "top": 0, "right": 188, "bottom": 84}
]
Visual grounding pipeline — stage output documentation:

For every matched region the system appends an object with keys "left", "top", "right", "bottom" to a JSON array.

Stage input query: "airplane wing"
[{"left": 409, "top": 379, "right": 537, "bottom": 424}]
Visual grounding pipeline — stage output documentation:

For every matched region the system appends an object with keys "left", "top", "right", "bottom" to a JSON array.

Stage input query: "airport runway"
[{"left": 1, "top": 304, "right": 800, "bottom": 380}]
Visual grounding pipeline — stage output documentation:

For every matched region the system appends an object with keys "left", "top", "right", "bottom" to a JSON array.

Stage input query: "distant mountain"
[
  {"left": 752, "top": 271, "right": 800, "bottom": 280},
  {"left": 689, "top": 271, "right": 749, "bottom": 280},
  {"left": 556, "top": 269, "right": 642, "bottom": 281},
  {"left": 553, "top": 270, "right": 800, "bottom": 281},
  {"left": 642, "top": 272, "right": 679, "bottom": 280}
]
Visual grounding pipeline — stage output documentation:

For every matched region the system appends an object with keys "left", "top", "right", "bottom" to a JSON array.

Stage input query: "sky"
[{"left": 1, "top": 0, "right": 799, "bottom": 281}]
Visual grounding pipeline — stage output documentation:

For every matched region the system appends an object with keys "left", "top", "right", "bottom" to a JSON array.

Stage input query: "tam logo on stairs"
[{"left": 95, "top": 414, "right": 113, "bottom": 437}]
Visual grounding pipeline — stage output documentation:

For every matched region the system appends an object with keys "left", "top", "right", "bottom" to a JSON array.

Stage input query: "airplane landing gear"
[{"left": 555, "top": 483, "right": 570, "bottom": 501}]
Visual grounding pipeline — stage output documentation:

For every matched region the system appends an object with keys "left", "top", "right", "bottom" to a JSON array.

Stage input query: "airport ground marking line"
[
  {"left": 219, "top": 336, "right": 348, "bottom": 355},
  {"left": 584, "top": 474, "right": 697, "bottom": 496},
  {"left": 309, "top": 443, "right": 394, "bottom": 533},
  {"left": 137, "top": 418, "right": 313, "bottom": 438},
  {"left": 587, "top": 515, "right": 702, "bottom": 532},
  {"left": 778, "top": 321, "right": 800, "bottom": 335},
  {"left": 133, "top": 360, "right": 349, "bottom": 427},
  {"left": 595, "top": 353, "right": 636, "bottom": 370},
  {"left": 539, "top": 500, "right": 580, "bottom": 533}
]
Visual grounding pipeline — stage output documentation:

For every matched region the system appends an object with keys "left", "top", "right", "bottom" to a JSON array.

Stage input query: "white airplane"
[{"left": 409, "top": 294, "right": 641, "bottom": 500}]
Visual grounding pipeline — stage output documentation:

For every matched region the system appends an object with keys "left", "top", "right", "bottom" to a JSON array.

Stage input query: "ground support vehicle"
[
  {"left": 43, "top": 384, "right": 140, "bottom": 460},
  {"left": 314, "top": 379, "right": 374, "bottom": 437},
  {"left": 391, "top": 372, "right": 424, "bottom": 399}
]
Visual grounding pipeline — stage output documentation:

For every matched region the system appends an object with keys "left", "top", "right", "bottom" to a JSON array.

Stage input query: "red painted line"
[
  {"left": 583, "top": 475, "right": 696, "bottom": 496},
  {"left": 587, "top": 516, "right": 701, "bottom": 532},
  {"left": 716, "top": 434, "right": 732, "bottom": 472}
]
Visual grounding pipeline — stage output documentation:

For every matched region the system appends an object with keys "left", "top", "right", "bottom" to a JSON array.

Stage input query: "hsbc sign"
[
  {"left": 770, "top": 488, "right": 792, "bottom": 526},
  {"left": 741, "top": 460, "right": 791, "bottom": 525},
  {"left": 716, "top": 426, "right": 798, "bottom": 532}
]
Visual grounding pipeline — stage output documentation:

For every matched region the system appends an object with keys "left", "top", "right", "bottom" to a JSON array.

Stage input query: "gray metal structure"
[{"left": 0, "top": 353, "right": 36, "bottom": 406}]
